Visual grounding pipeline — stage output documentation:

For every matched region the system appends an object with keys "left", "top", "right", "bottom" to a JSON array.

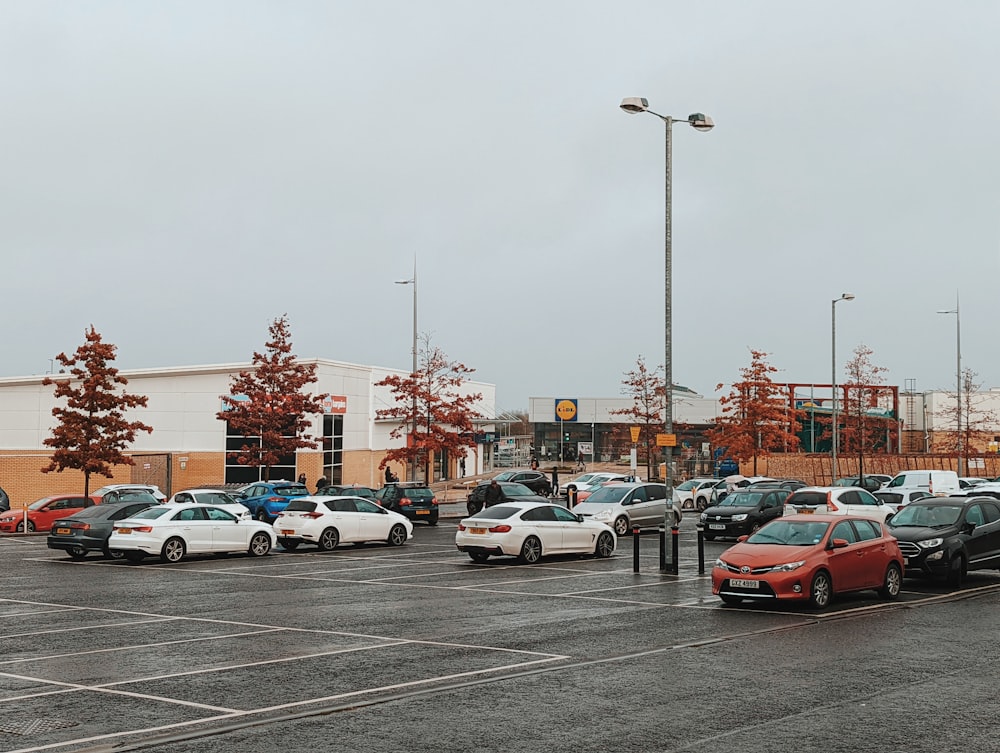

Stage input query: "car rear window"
[
  {"left": 275, "top": 486, "right": 309, "bottom": 497},
  {"left": 469, "top": 505, "right": 519, "bottom": 519},
  {"left": 284, "top": 500, "right": 318, "bottom": 513},
  {"left": 786, "top": 491, "right": 827, "bottom": 507},
  {"left": 400, "top": 488, "right": 434, "bottom": 501}
]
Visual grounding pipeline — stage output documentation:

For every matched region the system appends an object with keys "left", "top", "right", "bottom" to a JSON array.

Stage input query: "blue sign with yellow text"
[{"left": 555, "top": 399, "right": 578, "bottom": 422}]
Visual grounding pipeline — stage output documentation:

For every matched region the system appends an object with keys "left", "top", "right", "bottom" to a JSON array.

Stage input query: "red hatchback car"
[
  {"left": 712, "top": 513, "right": 904, "bottom": 609},
  {"left": 0, "top": 495, "right": 95, "bottom": 533}
]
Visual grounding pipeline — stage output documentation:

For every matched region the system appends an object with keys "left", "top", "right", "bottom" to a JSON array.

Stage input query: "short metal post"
[
  {"left": 658, "top": 526, "right": 666, "bottom": 571},
  {"left": 632, "top": 525, "right": 641, "bottom": 573},
  {"left": 670, "top": 525, "right": 679, "bottom": 574},
  {"left": 696, "top": 523, "right": 705, "bottom": 575}
]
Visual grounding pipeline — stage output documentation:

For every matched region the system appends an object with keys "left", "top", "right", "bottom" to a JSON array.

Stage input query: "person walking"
[
  {"left": 551, "top": 468, "right": 559, "bottom": 498},
  {"left": 297, "top": 473, "right": 307, "bottom": 486},
  {"left": 459, "top": 457, "right": 466, "bottom": 477},
  {"left": 483, "top": 480, "right": 506, "bottom": 508},
  {"left": 316, "top": 476, "right": 328, "bottom": 493},
  {"left": 384, "top": 466, "right": 393, "bottom": 485}
]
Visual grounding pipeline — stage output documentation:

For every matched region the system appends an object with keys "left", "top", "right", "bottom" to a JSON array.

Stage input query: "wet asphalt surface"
[{"left": 2, "top": 519, "right": 1000, "bottom": 753}]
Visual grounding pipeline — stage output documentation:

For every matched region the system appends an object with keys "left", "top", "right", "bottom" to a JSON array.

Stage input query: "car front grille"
[
  {"left": 896, "top": 541, "right": 922, "bottom": 557},
  {"left": 719, "top": 562, "right": 780, "bottom": 575}
]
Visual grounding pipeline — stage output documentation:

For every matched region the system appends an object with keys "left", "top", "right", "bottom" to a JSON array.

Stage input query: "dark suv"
[
  {"left": 375, "top": 483, "right": 438, "bottom": 525},
  {"left": 700, "top": 488, "right": 789, "bottom": 540},
  {"left": 491, "top": 470, "right": 552, "bottom": 497},
  {"left": 887, "top": 496, "right": 1000, "bottom": 587}
]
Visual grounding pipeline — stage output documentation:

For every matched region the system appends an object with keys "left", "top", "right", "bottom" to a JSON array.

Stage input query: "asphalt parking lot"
[{"left": 3, "top": 521, "right": 1000, "bottom": 753}]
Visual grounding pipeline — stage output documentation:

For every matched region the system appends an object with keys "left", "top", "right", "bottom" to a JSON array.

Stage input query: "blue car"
[{"left": 235, "top": 482, "right": 310, "bottom": 522}]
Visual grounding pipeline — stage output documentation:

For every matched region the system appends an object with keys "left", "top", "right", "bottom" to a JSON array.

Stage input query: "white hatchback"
[
  {"left": 168, "top": 489, "right": 251, "bottom": 519},
  {"left": 783, "top": 486, "right": 895, "bottom": 523},
  {"left": 109, "top": 503, "right": 276, "bottom": 564},
  {"left": 273, "top": 496, "right": 413, "bottom": 551}
]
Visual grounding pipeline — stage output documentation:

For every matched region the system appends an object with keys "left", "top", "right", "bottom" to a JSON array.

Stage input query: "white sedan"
[
  {"left": 455, "top": 500, "right": 616, "bottom": 564},
  {"left": 109, "top": 503, "right": 276, "bottom": 564},
  {"left": 272, "top": 495, "right": 413, "bottom": 551}
]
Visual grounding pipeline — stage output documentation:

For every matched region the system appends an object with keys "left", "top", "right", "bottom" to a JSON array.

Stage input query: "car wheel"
[
  {"left": 697, "top": 498, "right": 708, "bottom": 512},
  {"left": 879, "top": 562, "right": 902, "bottom": 600},
  {"left": 595, "top": 531, "right": 615, "bottom": 558},
  {"left": 720, "top": 594, "right": 743, "bottom": 605},
  {"left": 248, "top": 532, "right": 271, "bottom": 557},
  {"left": 278, "top": 538, "right": 300, "bottom": 551},
  {"left": 946, "top": 553, "right": 966, "bottom": 588},
  {"left": 103, "top": 545, "right": 125, "bottom": 561},
  {"left": 67, "top": 547, "right": 88, "bottom": 561},
  {"left": 16, "top": 520, "right": 35, "bottom": 533},
  {"left": 387, "top": 523, "right": 407, "bottom": 546},
  {"left": 317, "top": 527, "right": 340, "bottom": 551},
  {"left": 467, "top": 501, "right": 480, "bottom": 516},
  {"left": 808, "top": 570, "right": 832, "bottom": 609},
  {"left": 161, "top": 537, "right": 186, "bottom": 564},
  {"left": 125, "top": 551, "right": 145, "bottom": 564},
  {"left": 613, "top": 517, "right": 630, "bottom": 536},
  {"left": 469, "top": 552, "right": 490, "bottom": 564},
  {"left": 254, "top": 509, "right": 269, "bottom": 523},
  {"left": 518, "top": 536, "right": 542, "bottom": 564}
]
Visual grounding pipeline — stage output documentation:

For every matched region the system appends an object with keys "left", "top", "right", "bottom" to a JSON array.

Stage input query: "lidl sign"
[{"left": 555, "top": 399, "right": 578, "bottom": 422}]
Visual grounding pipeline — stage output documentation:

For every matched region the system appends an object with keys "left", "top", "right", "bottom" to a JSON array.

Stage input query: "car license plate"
[
  {"left": 709, "top": 524, "right": 725, "bottom": 530},
  {"left": 797, "top": 508, "right": 814, "bottom": 514},
  {"left": 281, "top": 529, "right": 294, "bottom": 535},
  {"left": 117, "top": 528, "right": 132, "bottom": 534},
  {"left": 56, "top": 527, "right": 71, "bottom": 535},
  {"left": 416, "top": 509, "right": 429, "bottom": 515},
  {"left": 730, "top": 579, "right": 759, "bottom": 589},
  {"left": 469, "top": 527, "right": 487, "bottom": 535}
]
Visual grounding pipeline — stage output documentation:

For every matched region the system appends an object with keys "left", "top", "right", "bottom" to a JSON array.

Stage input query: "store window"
[{"left": 322, "top": 414, "right": 344, "bottom": 485}]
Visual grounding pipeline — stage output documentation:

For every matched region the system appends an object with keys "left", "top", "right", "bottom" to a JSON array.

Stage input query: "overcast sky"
[{"left": 2, "top": 2, "right": 997, "bottom": 410}]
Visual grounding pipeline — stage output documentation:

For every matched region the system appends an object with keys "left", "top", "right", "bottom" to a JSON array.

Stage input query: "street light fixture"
[
  {"left": 937, "top": 295, "right": 962, "bottom": 476},
  {"left": 395, "top": 260, "right": 418, "bottom": 482},
  {"left": 831, "top": 292, "right": 855, "bottom": 481},
  {"left": 620, "top": 97, "right": 713, "bottom": 539}
]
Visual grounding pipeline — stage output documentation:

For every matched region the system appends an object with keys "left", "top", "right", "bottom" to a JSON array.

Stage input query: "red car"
[
  {"left": 712, "top": 513, "right": 904, "bottom": 609},
  {"left": 0, "top": 494, "right": 95, "bottom": 533}
]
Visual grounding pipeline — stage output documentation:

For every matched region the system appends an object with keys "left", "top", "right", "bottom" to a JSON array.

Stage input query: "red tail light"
[
  {"left": 69, "top": 523, "right": 91, "bottom": 531},
  {"left": 826, "top": 491, "right": 840, "bottom": 512},
  {"left": 457, "top": 523, "right": 466, "bottom": 531},
  {"left": 267, "top": 496, "right": 283, "bottom": 503},
  {"left": 303, "top": 512, "right": 323, "bottom": 519},
  {"left": 400, "top": 497, "right": 412, "bottom": 507},
  {"left": 489, "top": 525, "right": 512, "bottom": 533},
  {"left": 132, "top": 526, "right": 154, "bottom": 533},
  {"left": 431, "top": 496, "right": 438, "bottom": 506}
]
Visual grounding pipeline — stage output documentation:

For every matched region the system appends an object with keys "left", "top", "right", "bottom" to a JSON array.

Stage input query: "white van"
[{"left": 884, "top": 470, "right": 960, "bottom": 498}]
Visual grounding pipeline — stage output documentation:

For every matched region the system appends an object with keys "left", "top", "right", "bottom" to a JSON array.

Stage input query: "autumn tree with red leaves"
[
  {"left": 376, "top": 336, "right": 481, "bottom": 483},
  {"left": 217, "top": 315, "right": 327, "bottom": 482},
  {"left": 840, "top": 343, "right": 892, "bottom": 478},
  {"left": 609, "top": 356, "right": 665, "bottom": 479},
  {"left": 933, "top": 367, "right": 997, "bottom": 465},
  {"left": 42, "top": 326, "right": 153, "bottom": 496},
  {"left": 708, "top": 350, "right": 803, "bottom": 475}
]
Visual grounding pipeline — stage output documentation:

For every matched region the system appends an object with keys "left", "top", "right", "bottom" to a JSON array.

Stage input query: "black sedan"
[
  {"left": 699, "top": 488, "right": 789, "bottom": 540},
  {"left": 887, "top": 496, "right": 1000, "bottom": 587},
  {"left": 46, "top": 496, "right": 160, "bottom": 560},
  {"left": 467, "top": 482, "right": 547, "bottom": 516}
]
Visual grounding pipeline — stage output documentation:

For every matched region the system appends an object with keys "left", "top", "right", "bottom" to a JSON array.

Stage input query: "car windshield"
[
  {"left": 889, "top": 504, "right": 962, "bottom": 528},
  {"left": 57, "top": 504, "right": 108, "bottom": 520},
  {"left": 676, "top": 480, "right": 699, "bottom": 491},
  {"left": 193, "top": 492, "right": 237, "bottom": 504},
  {"left": 469, "top": 505, "right": 519, "bottom": 520},
  {"left": 501, "top": 483, "right": 534, "bottom": 496},
  {"left": 746, "top": 519, "right": 829, "bottom": 546},
  {"left": 582, "top": 486, "right": 631, "bottom": 504},
  {"left": 284, "top": 500, "right": 318, "bottom": 513},
  {"left": 718, "top": 492, "right": 764, "bottom": 507},
  {"left": 128, "top": 507, "right": 171, "bottom": 520},
  {"left": 569, "top": 474, "right": 597, "bottom": 485}
]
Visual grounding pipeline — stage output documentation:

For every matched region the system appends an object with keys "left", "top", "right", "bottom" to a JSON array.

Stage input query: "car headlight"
[
  {"left": 593, "top": 510, "right": 612, "bottom": 521},
  {"left": 713, "top": 558, "right": 727, "bottom": 569},
  {"left": 699, "top": 513, "right": 708, "bottom": 521},
  {"left": 771, "top": 560, "right": 806, "bottom": 572},
  {"left": 917, "top": 538, "right": 943, "bottom": 549},
  {"left": 731, "top": 514, "right": 748, "bottom": 522}
]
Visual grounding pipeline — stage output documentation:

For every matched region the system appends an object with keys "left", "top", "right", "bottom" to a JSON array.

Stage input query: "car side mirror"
[
  {"left": 829, "top": 538, "right": 849, "bottom": 549},
  {"left": 962, "top": 522, "right": 976, "bottom": 534},
  {"left": 575, "top": 514, "right": 584, "bottom": 522}
]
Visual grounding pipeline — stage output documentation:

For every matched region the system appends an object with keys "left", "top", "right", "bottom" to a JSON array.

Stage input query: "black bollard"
[
  {"left": 632, "top": 525, "right": 641, "bottom": 573},
  {"left": 696, "top": 523, "right": 705, "bottom": 574},
  {"left": 658, "top": 526, "right": 666, "bottom": 571},
  {"left": 670, "top": 525, "right": 680, "bottom": 574}
]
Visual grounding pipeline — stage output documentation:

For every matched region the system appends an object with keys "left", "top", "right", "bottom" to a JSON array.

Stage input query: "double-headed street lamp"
[
  {"left": 831, "top": 293, "right": 855, "bottom": 481},
  {"left": 937, "top": 295, "right": 962, "bottom": 476},
  {"left": 395, "top": 260, "right": 418, "bottom": 482},
  {"left": 619, "top": 97, "right": 713, "bottom": 528}
]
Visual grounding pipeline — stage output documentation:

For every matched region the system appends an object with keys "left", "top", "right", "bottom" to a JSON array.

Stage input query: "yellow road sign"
[
  {"left": 656, "top": 433, "right": 677, "bottom": 447},
  {"left": 629, "top": 427, "right": 641, "bottom": 443}
]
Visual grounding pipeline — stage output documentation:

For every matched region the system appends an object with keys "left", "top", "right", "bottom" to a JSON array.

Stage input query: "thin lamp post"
[
  {"left": 831, "top": 293, "right": 855, "bottom": 481},
  {"left": 938, "top": 295, "right": 962, "bottom": 476},
  {"left": 395, "top": 260, "right": 418, "bottom": 482},
  {"left": 620, "top": 98, "right": 713, "bottom": 525}
]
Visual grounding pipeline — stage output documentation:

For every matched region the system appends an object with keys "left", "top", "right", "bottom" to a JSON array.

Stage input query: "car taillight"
[
  {"left": 400, "top": 497, "right": 412, "bottom": 507},
  {"left": 489, "top": 525, "right": 512, "bottom": 533},
  {"left": 303, "top": 512, "right": 323, "bottom": 519},
  {"left": 457, "top": 523, "right": 466, "bottom": 531},
  {"left": 132, "top": 526, "right": 154, "bottom": 533},
  {"left": 431, "top": 496, "right": 438, "bottom": 506},
  {"left": 826, "top": 491, "right": 840, "bottom": 512},
  {"left": 69, "top": 523, "right": 91, "bottom": 531},
  {"left": 267, "top": 496, "right": 283, "bottom": 503}
]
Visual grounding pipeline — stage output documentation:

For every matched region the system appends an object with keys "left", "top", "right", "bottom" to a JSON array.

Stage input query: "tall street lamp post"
[
  {"left": 938, "top": 295, "right": 962, "bottom": 476},
  {"left": 620, "top": 97, "right": 713, "bottom": 528},
  {"left": 831, "top": 293, "right": 855, "bottom": 481},
  {"left": 395, "top": 260, "right": 418, "bottom": 482}
]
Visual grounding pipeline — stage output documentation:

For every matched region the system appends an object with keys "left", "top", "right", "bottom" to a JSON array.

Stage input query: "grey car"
[{"left": 571, "top": 482, "right": 679, "bottom": 536}]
